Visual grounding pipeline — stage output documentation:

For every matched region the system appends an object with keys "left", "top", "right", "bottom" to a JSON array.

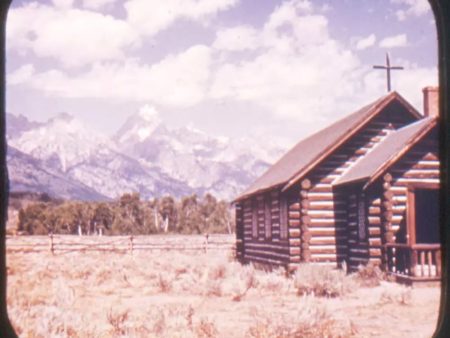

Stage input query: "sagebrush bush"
[
  {"left": 156, "top": 273, "right": 173, "bottom": 292},
  {"left": 247, "top": 300, "right": 351, "bottom": 338},
  {"left": 379, "top": 286, "right": 412, "bottom": 306},
  {"left": 354, "top": 262, "right": 386, "bottom": 287},
  {"left": 293, "top": 264, "right": 353, "bottom": 297}
]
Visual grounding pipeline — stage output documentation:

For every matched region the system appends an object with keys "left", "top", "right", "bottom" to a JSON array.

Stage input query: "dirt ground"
[{"left": 6, "top": 237, "right": 441, "bottom": 337}]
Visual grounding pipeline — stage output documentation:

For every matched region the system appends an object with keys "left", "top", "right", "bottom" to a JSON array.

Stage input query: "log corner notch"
[
  {"left": 300, "top": 179, "right": 312, "bottom": 263},
  {"left": 381, "top": 173, "right": 394, "bottom": 268},
  {"left": 235, "top": 203, "right": 244, "bottom": 262},
  {"left": 287, "top": 191, "right": 301, "bottom": 271}
]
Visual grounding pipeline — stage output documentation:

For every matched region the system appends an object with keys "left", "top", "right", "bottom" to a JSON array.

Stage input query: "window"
[
  {"left": 252, "top": 199, "right": 258, "bottom": 239},
  {"left": 280, "top": 196, "right": 288, "bottom": 239},
  {"left": 358, "top": 193, "right": 367, "bottom": 241},
  {"left": 264, "top": 195, "right": 271, "bottom": 239}
]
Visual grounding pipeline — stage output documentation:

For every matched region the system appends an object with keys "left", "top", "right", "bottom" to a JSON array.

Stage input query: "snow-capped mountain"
[
  {"left": 6, "top": 113, "right": 42, "bottom": 140},
  {"left": 9, "top": 112, "right": 112, "bottom": 172},
  {"left": 114, "top": 109, "right": 283, "bottom": 194},
  {"left": 7, "top": 145, "right": 108, "bottom": 201},
  {"left": 6, "top": 111, "right": 285, "bottom": 201}
]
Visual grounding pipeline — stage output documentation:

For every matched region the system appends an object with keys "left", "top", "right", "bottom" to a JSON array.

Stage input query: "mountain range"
[{"left": 6, "top": 108, "right": 285, "bottom": 201}]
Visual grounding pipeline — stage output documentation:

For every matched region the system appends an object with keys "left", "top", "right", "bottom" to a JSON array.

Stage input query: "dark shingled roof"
[
  {"left": 234, "top": 91, "right": 420, "bottom": 201},
  {"left": 334, "top": 117, "right": 437, "bottom": 187}
]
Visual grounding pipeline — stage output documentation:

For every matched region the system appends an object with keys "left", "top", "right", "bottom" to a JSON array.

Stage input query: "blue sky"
[{"left": 6, "top": 0, "right": 437, "bottom": 146}]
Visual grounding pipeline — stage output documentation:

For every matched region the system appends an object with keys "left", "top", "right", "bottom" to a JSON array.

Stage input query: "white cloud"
[
  {"left": 7, "top": 64, "right": 35, "bottom": 85},
  {"left": 394, "top": 62, "right": 438, "bottom": 110},
  {"left": 124, "top": 0, "right": 238, "bottom": 37},
  {"left": 379, "top": 34, "right": 408, "bottom": 48},
  {"left": 82, "top": 0, "right": 118, "bottom": 10},
  {"left": 14, "top": 45, "right": 212, "bottom": 108},
  {"left": 210, "top": 1, "right": 366, "bottom": 122},
  {"left": 7, "top": 3, "right": 140, "bottom": 68},
  {"left": 390, "top": 0, "right": 430, "bottom": 21},
  {"left": 213, "top": 25, "right": 260, "bottom": 51},
  {"left": 51, "top": 0, "right": 75, "bottom": 9},
  {"left": 355, "top": 34, "right": 376, "bottom": 50},
  {"left": 7, "top": 0, "right": 437, "bottom": 139}
]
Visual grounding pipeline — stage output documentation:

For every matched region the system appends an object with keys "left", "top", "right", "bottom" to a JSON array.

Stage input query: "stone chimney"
[{"left": 422, "top": 86, "right": 439, "bottom": 118}]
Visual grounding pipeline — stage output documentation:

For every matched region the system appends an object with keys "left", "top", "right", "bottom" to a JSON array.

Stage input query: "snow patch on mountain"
[{"left": 7, "top": 110, "right": 286, "bottom": 200}]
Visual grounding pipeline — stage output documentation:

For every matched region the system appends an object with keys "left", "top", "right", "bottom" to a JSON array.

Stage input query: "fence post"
[
  {"left": 203, "top": 233, "right": 209, "bottom": 253},
  {"left": 129, "top": 235, "right": 134, "bottom": 254},
  {"left": 49, "top": 233, "right": 54, "bottom": 255}
]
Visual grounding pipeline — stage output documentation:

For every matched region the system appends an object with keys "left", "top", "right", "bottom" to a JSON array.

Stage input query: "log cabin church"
[{"left": 234, "top": 87, "right": 441, "bottom": 283}]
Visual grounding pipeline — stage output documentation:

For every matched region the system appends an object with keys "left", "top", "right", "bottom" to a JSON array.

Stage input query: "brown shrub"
[
  {"left": 107, "top": 308, "right": 129, "bottom": 335},
  {"left": 294, "top": 264, "right": 353, "bottom": 298},
  {"left": 246, "top": 302, "right": 351, "bottom": 338},
  {"left": 209, "top": 264, "right": 227, "bottom": 280},
  {"left": 379, "top": 286, "right": 412, "bottom": 306},
  {"left": 156, "top": 273, "right": 172, "bottom": 292},
  {"left": 195, "top": 318, "right": 218, "bottom": 338},
  {"left": 354, "top": 262, "right": 386, "bottom": 287}
]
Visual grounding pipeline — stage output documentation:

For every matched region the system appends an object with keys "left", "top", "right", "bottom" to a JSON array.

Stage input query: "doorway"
[{"left": 413, "top": 188, "right": 440, "bottom": 244}]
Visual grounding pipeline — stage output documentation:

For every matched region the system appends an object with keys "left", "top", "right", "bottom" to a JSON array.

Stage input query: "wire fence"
[{"left": 6, "top": 234, "right": 236, "bottom": 255}]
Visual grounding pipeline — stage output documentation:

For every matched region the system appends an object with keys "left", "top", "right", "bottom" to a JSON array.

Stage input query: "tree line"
[{"left": 17, "top": 193, "right": 235, "bottom": 236}]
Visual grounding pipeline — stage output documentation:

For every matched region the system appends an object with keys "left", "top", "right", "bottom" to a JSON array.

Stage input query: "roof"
[
  {"left": 234, "top": 91, "right": 421, "bottom": 202},
  {"left": 334, "top": 117, "right": 437, "bottom": 188}
]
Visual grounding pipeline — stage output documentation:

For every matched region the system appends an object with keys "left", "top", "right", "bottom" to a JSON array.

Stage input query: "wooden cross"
[{"left": 373, "top": 53, "right": 404, "bottom": 92}]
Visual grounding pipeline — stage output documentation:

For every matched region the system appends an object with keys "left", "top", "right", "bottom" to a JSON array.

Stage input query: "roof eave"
[
  {"left": 332, "top": 177, "right": 369, "bottom": 188},
  {"left": 362, "top": 119, "right": 437, "bottom": 190},
  {"left": 281, "top": 92, "right": 409, "bottom": 192},
  {"left": 233, "top": 183, "right": 285, "bottom": 203}
]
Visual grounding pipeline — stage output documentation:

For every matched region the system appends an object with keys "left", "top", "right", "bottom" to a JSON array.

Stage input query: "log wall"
[
  {"left": 303, "top": 107, "right": 415, "bottom": 265},
  {"left": 236, "top": 103, "right": 419, "bottom": 269},
  {"left": 346, "top": 127, "right": 439, "bottom": 271},
  {"left": 238, "top": 189, "right": 295, "bottom": 267},
  {"left": 381, "top": 128, "right": 439, "bottom": 244}
]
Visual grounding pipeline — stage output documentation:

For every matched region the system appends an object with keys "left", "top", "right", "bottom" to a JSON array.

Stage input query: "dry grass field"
[{"left": 6, "top": 235, "right": 441, "bottom": 337}]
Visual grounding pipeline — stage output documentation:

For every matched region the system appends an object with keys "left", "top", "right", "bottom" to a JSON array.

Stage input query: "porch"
[{"left": 385, "top": 243, "right": 442, "bottom": 284}]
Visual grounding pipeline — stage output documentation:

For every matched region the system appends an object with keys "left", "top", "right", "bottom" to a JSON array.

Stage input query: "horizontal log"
[
  {"left": 309, "top": 185, "right": 333, "bottom": 193},
  {"left": 310, "top": 218, "right": 346, "bottom": 226},
  {"left": 289, "top": 229, "right": 300, "bottom": 238},
  {"left": 309, "top": 236, "right": 346, "bottom": 245},
  {"left": 288, "top": 219, "right": 300, "bottom": 227},
  {"left": 289, "top": 238, "right": 301, "bottom": 246},
  {"left": 368, "top": 217, "right": 381, "bottom": 225},
  {"left": 368, "top": 227, "right": 381, "bottom": 236},
  {"left": 301, "top": 215, "right": 311, "bottom": 224},
  {"left": 395, "top": 179, "right": 439, "bottom": 186},
  {"left": 369, "top": 248, "right": 382, "bottom": 257},
  {"left": 289, "top": 203, "right": 300, "bottom": 211},
  {"left": 289, "top": 211, "right": 300, "bottom": 218},
  {"left": 243, "top": 254, "right": 286, "bottom": 266},
  {"left": 290, "top": 247, "right": 301, "bottom": 256},
  {"left": 309, "top": 230, "right": 346, "bottom": 237},
  {"left": 307, "top": 211, "right": 346, "bottom": 218},
  {"left": 368, "top": 206, "right": 381, "bottom": 215},
  {"left": 368, "top": 238, "right": 382, "bottom": 246}
]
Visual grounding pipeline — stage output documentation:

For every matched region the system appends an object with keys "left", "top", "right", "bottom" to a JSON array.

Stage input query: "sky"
[{"left": 5, "top": 0, "right": 438, "bottom": 147}]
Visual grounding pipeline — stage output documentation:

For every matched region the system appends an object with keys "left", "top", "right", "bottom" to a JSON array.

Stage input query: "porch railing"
[{"left": 385, "top": 243, "right": 441, "bottom": 280}]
